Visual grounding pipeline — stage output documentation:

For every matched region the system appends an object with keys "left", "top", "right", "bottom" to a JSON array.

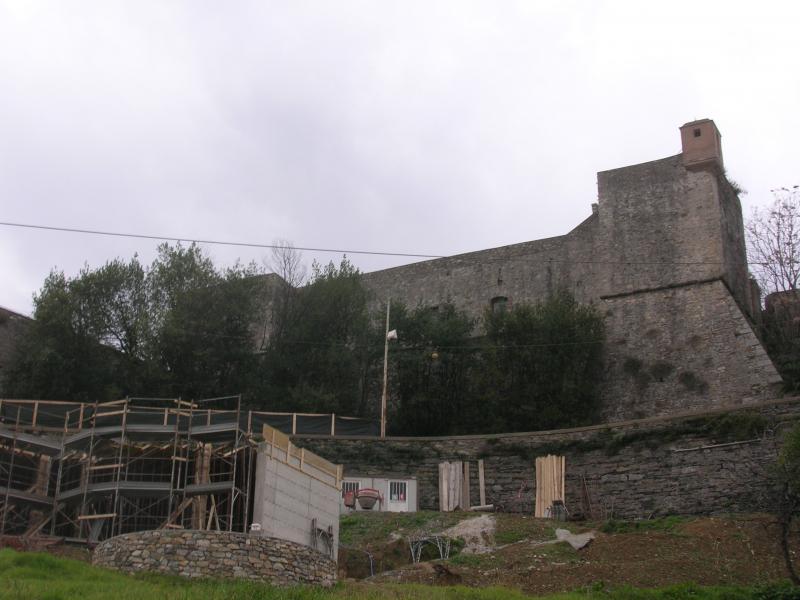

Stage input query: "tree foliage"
[
  {"left": 747, "top": 186, "right": 800, "bottom": 295},
  {"left": 480, "top": 291, "right": 605, "bottom": 431},
  {"left": 390, "top": 303, "right": 477, "bottom": 435},
  {"left": 388, "top": 292, "right": 605, "bottom": 435},
  {"left": 256, "top": 257, "right": 380, "bottom": 416},
  {"left": 3, "top": 245, "right": 605, "bottom": 436},
  {"left": 2, "top": 244, "right": 264, "bottom": 401}
]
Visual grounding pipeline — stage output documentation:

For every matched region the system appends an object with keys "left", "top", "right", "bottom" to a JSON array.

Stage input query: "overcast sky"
[{"left": 1, "top": 1, "right": 798, "bottom": 316}]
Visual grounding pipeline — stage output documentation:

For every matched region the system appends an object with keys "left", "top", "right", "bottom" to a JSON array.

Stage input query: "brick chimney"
[{"left": 679, "top": 118, "right": 723, "bottom": 172}]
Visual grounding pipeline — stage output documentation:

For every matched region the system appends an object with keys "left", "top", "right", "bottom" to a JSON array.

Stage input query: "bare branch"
[{"left": 747, "top": 186, "right": 800, "bottom": 295}]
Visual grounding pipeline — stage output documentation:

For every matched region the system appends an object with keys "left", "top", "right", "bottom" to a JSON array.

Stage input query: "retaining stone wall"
[
  {"left": 92, "top": 530, "right": 336, "bottom": 586},
  {"left": 298, "top": 398, "right": 800, "bottom": 518}
]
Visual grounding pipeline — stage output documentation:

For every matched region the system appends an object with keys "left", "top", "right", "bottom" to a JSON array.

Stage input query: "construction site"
[{"left": 0, "top": 397, "right": 373, "bottom": 545}]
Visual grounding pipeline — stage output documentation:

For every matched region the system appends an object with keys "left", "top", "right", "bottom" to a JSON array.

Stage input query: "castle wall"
[
  {"left": 717, "top": 176, "right": 757, "bottom": 319},
  {"left": 360, "top": 128, "right": 783, "bottom": 422},
  {"left": 601, "top": 279, "right": 782, "bottom": 422},
  {"left": 596, "top": 155, "right": 725, "bottom": 297},
  {"left": 361, "top": 219, "right": 600, "bottom": 318}
]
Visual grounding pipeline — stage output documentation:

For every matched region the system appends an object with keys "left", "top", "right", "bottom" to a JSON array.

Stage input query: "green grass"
[
  {"left": 493, "top": 514, "right": 577, "bottom": 546},
  {"left": 2, "top": 548, "right": 799, "bottom": 600},
  {"left": 339, "top": 510, "right": 464, "bottom": 547},
  {"left": 533, "top": 542, "right": 580, "bottom": 563},
  {"left": 494, "top": 527, "right": 530, "bottom": 545},
  {"left": 599, "top": 516, "right": 690, "bottom": 535}
]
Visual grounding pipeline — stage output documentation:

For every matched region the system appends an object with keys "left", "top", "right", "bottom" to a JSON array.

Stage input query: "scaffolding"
[{"left": 0, "top": 397, "right": 372, "bottom": 544}]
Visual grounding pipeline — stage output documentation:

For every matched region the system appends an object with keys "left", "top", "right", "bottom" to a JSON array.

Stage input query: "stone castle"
[{"left": 360, "top": 119, "right": 782, "bottom": 422}]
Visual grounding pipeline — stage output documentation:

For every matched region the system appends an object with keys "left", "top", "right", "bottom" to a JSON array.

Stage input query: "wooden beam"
[
  {"left": 94, "top": 410, "right": 126, "bottom": 419},
  {"left": 438, "top": 462, "right": 447, "bottom": 512},
  {"left": 478, "top": 459, "right": 486, "bottom": 507},
  {"left": 161, "top": 498, "right": 192, "bottom": 530},
  {"left": 88, "top": 463, "right": 122, "bottom": 471},
  {"left": 462, "top": 461, "right": 471, "bottom": 511},
  {"left": 23, "top": 512, "right": 51, "bottom": 538}
]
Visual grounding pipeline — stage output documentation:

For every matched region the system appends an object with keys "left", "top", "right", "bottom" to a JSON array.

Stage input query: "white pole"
[{"left": 380, "top": 299, "right": 391, "bottom": 438}]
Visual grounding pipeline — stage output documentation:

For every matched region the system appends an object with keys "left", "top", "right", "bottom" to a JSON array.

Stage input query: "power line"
[
  {"left": 0, "top": 220, "right": 766, "bottom": 267},
  {"left": 0, "top": 221, "right": 444, "bottom": 260}
]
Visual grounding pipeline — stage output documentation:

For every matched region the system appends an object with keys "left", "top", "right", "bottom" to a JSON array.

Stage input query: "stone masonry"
[
  {"left": 92, "top": 530, "right": 336, "bottom": 586},
  {"left": 359, "top": 120, "right": 782, "bottom": 421},
  {"left": 298, "top": 397, "right": 800, "bottom": 518}
]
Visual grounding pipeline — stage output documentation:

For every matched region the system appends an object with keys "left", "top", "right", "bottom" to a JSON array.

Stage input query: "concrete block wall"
[{"left": 251, "top": 444, "right": 340, "bottom": 560}]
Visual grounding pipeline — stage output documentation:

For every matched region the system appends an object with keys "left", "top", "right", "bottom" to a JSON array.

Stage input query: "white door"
[{"left": 387, "top": 480, "right": 409, "bottom": 512}]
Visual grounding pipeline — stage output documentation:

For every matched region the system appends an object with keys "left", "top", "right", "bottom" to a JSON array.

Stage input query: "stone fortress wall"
[{"left": 360, "top": 120, "right": 781, "bottom": 421}]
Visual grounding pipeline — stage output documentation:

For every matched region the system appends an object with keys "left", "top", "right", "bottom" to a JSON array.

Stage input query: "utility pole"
[{"left": 380, "top": 299, "right": 390, "bottom": 438}]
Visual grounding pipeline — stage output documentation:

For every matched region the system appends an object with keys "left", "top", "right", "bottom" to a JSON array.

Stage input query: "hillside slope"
[{"left": 340, "top": 512, "right": 798, "bottom": 594}]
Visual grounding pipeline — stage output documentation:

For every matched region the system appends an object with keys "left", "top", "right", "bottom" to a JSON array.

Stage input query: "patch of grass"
[
  {"left": 483, "top": 409, "right": 775, "bottom": 460},
  {"left": 1, "top": 548, "right": 798, "bottom": 600},
  {"left": 493, "top": 514, "right": 578, "bottom": 548},
  {"left": 708, "top": 411, "right": 768, "bottom": 442},
  {"left": 339, "top": 511, "right": 463, "bottom": 547},
  {"left": 600, "top": 515, "right": 690, "bottom": 535},
  {"left": 495, "top": 528, "right": 529, "bottom": 545},
  {"left": 447, "top": 552, "right": 500, "bottom": 569},
  {"left": 534, "top": 541, "right": 580, "bottom": 563},
  {"left": 580, "top": 582, "right": 800, "bottom": 600}
]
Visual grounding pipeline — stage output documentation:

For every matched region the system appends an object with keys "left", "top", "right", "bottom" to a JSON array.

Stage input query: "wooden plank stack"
[
  {"left": 438, "top": 461, "right": 472, "bottom": 511},
  {"left": 534, "top": 454, "right": 565, "bottom": 518}
]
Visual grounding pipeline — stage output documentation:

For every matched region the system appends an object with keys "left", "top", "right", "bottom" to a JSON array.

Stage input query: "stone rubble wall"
[
  {"left": 92, "top": 530, "right": 336, "bottom": 586},
  {"left": 299, "top": 398, "right": 800, "bottom": 518}
]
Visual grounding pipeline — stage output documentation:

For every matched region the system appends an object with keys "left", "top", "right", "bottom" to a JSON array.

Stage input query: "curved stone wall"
[{"left": 93, "top": 530, "right": 336, "bottom": 586}]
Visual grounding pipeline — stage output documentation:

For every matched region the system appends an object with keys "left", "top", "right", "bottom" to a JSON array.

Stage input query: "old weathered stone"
[
  {"left": 93, "top": 530, "right": 336, "bottom": 587},
  {"left": 300, "top": 398, "right": 799, "bottom": 518}
]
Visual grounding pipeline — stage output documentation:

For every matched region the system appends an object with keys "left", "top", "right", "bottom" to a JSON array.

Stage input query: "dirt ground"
[{"left": 365, "top": 514, "right": 798, "bottom": 594}]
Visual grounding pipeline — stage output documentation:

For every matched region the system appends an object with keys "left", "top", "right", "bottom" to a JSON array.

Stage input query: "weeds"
[{"left": 600, "top": 516, "right": 690, "bottom": 535}]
